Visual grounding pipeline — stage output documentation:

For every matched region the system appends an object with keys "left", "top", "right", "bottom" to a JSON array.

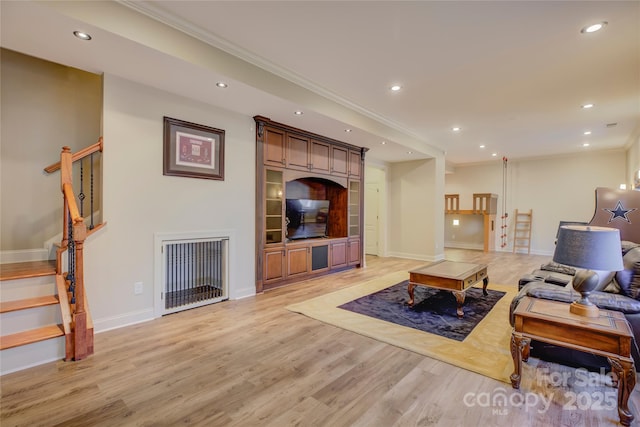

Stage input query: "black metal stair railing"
[
  {"left": 66, "top": 210, "right": 76, "bottom": 304},
  {"left": 75, "top": 151, "right": 100, "bottom": 231}
]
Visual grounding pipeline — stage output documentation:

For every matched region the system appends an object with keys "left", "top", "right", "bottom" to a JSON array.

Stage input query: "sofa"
[{"left": 510, "top": 241, "right": 640, "bottom": 371}]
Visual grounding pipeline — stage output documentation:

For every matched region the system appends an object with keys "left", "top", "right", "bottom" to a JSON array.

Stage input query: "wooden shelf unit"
[{"left": 255, "top": 116, "right": 368, "bottom": 292}]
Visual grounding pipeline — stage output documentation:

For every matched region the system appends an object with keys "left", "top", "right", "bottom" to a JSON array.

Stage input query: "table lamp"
[{"left": 553, "top": 225, "right": 623, "bottom": 317}]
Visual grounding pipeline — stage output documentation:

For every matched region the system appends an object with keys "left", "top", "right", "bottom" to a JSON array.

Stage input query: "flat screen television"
[{"left": 286, "top": 199, "right": 330, "bottom": 240}]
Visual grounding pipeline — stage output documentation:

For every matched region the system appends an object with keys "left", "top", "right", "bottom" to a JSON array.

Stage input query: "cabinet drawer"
[{"left": 476, "top": 268, "right": 487, "bottom": 282}]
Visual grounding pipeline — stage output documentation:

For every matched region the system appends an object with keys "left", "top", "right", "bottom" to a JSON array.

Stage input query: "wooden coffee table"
[
  {"left": 511, "top": 297, "right": 636, "bottom": 426},
  {"left": 408, "top": 260, "right": 489, "bottom": 318}
]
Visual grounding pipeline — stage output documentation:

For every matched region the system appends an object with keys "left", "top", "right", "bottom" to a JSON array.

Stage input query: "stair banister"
[
  {"left": 45, "top": 137, "right": 103, "bottom": 174},
  {"left": 58, "top": 145, "right": 92, "bottom": 360}
]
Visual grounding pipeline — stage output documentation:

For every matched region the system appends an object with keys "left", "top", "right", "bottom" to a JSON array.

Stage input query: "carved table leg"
[
  {"left": 608, "top": 356, "right": 636, "bottom": 426},
  {"left": 453, "top": 290, "right": 465, "bottom": 318},
  {"left": 482, "top": 277, "right": 489, "bottom": 296},
  {"left": 407, "top": 282, "right": 415, "bottom": 307},
  {"left": 510, "top": 331, "right": 530, "bottom": 389},
  {"left": 522, "top": 342, "right": 530, "bottom": 363}
]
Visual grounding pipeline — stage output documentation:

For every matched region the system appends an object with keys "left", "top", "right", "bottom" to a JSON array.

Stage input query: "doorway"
[
  {"left": 365, "top": 182, "right": 379, "bottom": 255},
  {"left": 364, "top": 165, "right": 386, "bottom": 256}
]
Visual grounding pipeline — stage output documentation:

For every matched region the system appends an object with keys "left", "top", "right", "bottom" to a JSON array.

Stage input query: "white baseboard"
[
  {"left": 93, "top": 308, "right": 155, "bottom": 333},
  {"left": 444, "top": 242, "right": 484, "bottom": 251},
  {"left": 386, "top": 251, "right": 443, "bottom": 262},
  {"left": 231, "top": 286, "right": 256, "bottom": 300}
]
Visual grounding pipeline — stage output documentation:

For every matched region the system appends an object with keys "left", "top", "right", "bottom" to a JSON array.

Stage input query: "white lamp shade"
[{"left": 553, "top": 225, "right": 623, "bottom": 271}]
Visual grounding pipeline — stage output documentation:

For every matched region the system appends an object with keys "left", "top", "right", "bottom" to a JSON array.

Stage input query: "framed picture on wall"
[{"left": 163, "top": 116, "right": 225, "bottom": 180}]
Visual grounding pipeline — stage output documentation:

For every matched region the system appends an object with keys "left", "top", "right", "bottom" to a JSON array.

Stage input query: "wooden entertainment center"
[{"left": 254, "top": 116, "right": 368, "bottom": 292}]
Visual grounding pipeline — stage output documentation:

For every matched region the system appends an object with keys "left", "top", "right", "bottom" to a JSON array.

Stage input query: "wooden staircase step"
[
  {"left": 1, "top": 295, "right": 59, "bottom": 313},
  {"left": 0, "top": 324, "right": 65, "bottom": 350},
  {"left": 0, "top": 260, "right": 56, "bottom": 281}
]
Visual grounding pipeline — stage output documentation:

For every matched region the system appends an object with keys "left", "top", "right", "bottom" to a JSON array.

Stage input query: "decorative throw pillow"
[
  {"left": 631, "top": 262, "right": 640, "bottom": 299},
  {"left": 526, "top": 285, "right": 640, "bottom": 314},
  {"left": 621, "top": 241, "right": 640, "bottom": 255},
  {"left": 620, "top": 247, "right": 640, "bottom": 299},
  {"left": 540, "top": 262, "right": 576, "bottom": 276},
  {"left": 603, "top": 278, "right": 621, "bottom": 294},
  {"left": 590, "top": 269, "right": 616, "bottom": 292}
]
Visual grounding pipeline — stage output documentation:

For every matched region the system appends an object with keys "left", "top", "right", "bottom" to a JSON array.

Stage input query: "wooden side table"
[{"left": 511, "top": 297, "right": 636, "bottom": 426}]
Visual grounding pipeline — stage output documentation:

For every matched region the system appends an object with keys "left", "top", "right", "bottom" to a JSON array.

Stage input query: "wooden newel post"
[
  {"left": 60, "top": 146, "right": 73, "bottom": 188},
  {"left": 59, "top": 147, "right": 73, "bottom": 274},
  {"left": 72, "top": 218, "right": 88, "bottom": 360}
]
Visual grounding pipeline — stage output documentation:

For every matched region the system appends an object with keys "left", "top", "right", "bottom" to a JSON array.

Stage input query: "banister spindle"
[
  {"left": 67, "top": 211, "right": 76, "bottom": 304},
  {"left": 89, "top": 152, "right": 95, "bottom": 230},
  {"left": 78, "top": 157, "right": 85, "bottom": 217}
]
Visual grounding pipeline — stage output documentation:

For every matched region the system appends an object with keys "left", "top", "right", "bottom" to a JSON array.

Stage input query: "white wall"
[
  {"left": 387, "top": 158, "right": 444, "bottom": 261},
  {"left": 627, "top": 133, "right": 640, "bottom": 189},
  {"left": 85, "top": 74, "right": 255, "bottom": 331},
  {"left": 0, "top": 49, "right": 102, "bottom": 251},
  {"left": 445, "top": 150, "right": 627, "bottom": 255}
]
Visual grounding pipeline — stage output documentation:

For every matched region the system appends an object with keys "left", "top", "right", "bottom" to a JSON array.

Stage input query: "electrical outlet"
[{"left": 134, "top": 282, "right": 143, "bottom": 295}]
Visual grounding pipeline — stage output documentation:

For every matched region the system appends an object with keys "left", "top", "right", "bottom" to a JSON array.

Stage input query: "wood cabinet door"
[
  {"left": 331, "top": 146, "right": 348, "bottom": 176},
  {"left": 263, "top": 249, "right": 285, "bottom": 283},
  {"left": 348, "top": 238, "right": 361, "bottom": 265},
  {"left": 330, "top": 240, "right": 347, "bottom": 268},
  {"left": 348, "top": 150, "right": 361, "bottom": 178},
  {"left": 287, "top": 134, "right": 310, "bottom": 171},
  {"left": 310, "top": 140, "right": 330, "bottom": 173},
  {"left": 287, "top": 246, "right": 310, "bottom": 277},
  {"left": 264, "top": 127, "right": 286, "bottom": 167}
]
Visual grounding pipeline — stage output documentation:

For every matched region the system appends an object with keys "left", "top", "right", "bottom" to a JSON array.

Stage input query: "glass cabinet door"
[
  {"left": 349, "top": 180, "right": 360, "bottom": 237},
  {"left": 265, "top": 169, "right": 284, "bottom": 244}
]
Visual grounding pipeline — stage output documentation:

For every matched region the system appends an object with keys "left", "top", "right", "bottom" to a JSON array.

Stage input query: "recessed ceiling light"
[
  {"left": 581, "top": 103, "right": 594, "bottom": 109},
  {"left": 452, "top": 127, "right": 461, "bottom": 132},
  {"left": 380, "top": 141, "right": 386, "bottom": 145},
  {"left": 73, "top": 31, "right": 92, "bottom": 41},
  {"left": 406, "top": 151, "right": 413, "bottom": 154},
  {"left": 583, "top": 143, "right": 590, "bottom": 147},
  {"left": 581, "top": 22, "right": 607, "bottom": 34},
  {"left": 294, "top": 111, "right": 303, "bottom": 115},
  {"left": 479, "top": 145, "right": 486, "bottom": 149},
  {"left": 491, "top": 153, "right": 497, "bottom": 157},
  {"left": 583, "top": 130, "right": 592, "bottom": 135},
  {"left": 390, "top": 85, "right": 402, "bottom": 91},
  {"left": 345, "top": 129, "right": 352, "bottom": 133},
  {"left": 216, "top": 82, "right": 228, "bottom": 88}
]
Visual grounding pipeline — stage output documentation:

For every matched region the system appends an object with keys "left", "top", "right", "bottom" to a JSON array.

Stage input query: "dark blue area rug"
[{"left": 338, "top": 280, "right": 506, "bottom": 341}]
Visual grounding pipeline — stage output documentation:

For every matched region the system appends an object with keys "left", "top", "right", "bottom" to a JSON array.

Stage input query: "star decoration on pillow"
[{"left": 604, "top": 200, "right": 637, "bottom": 224}]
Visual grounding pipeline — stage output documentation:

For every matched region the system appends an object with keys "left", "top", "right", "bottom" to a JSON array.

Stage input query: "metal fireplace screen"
[{"left": 163, "top": 238, "right": 228, "bottom": 313}]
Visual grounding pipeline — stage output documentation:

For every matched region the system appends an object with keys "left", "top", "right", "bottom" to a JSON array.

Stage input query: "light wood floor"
[{"left": 1, "top": 249, "right": 639, "bottom": 426}]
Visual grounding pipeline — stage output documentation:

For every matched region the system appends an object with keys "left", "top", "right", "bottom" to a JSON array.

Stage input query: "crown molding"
[{"left": 118, "top": 0, "right": 432, "bottom": 147}]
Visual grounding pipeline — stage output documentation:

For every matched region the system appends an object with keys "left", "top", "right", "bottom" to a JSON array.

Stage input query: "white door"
[{"left": 365, "top": 182, "right": 379, "bottom": 255}]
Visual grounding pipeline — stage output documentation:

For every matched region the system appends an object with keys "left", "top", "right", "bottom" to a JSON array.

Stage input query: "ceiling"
[{"left": 1, "top": 1, "right": 639, "bottom": 166}]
